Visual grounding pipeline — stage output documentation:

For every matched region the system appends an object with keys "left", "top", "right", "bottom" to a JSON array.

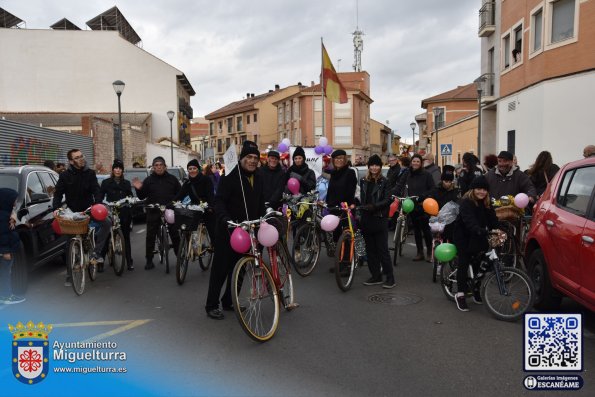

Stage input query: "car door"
[
  {"left": 23, "top": 172, "right": 54, "bottom": 260},
  {"left": 578, "top": 167, "right": 595, "bottom": 306},
  {"left": 38, "top": 171, "right": 67, "bottom": 254}
]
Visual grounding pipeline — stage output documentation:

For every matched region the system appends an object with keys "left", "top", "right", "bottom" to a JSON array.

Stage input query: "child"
[{"left": 0, "top": 188, "right": 25, "bottom": 304}]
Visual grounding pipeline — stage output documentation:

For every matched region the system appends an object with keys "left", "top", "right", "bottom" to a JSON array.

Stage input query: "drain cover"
[{"left": 368, "top": 292, "right": 424, "bottom": 306}]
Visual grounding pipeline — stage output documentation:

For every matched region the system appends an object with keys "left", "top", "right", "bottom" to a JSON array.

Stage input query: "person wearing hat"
[
  {"left": 285, "top": 146, "right": 316, "bottom": 195},
  {"left": 359, "top": 155, "right": 395, "bottom": 288},
  {"left": 205, "top": 140, "right": 266, "bottom": 320},
  {"left": 257, "top": 150, "right": 286, "bottom": 210},
  {"left": 132, "top": 156, "right": 181, "bottom": 270},
  {"left": 100, "top": 159, "right": 134, "bottom": 271},
  {"left": 428, "top": 165, "right": 459, "bottom": 209},
  {"left": 484, "top": 150, "right": 536, "bottom": 200},
  {"left": 452, "top": 175, "right": 500, "bottom": 312},
  {"left": 326, "top": 149, "right": 357, "bottom": 208},
  {"left": 458, "top": 152, "right": 484, "bottom": 196}
]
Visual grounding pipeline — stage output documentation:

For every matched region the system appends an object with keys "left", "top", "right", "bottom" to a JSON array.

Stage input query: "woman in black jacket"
[
  {"left": 100, "top": 160, "right": 134, "bottom": 271},
  {"left": 526, "top": 151, "right": 559, "bottom": 197},
  {"left": 406, "top": 154, "right": 435, "bottom": 261},
  {"left": 452, "top": 175, "right": 499, "bottom": 312},
  {"left": 359, "top": 155, "right": 395, "bottom": 288},
  {"left": 286, "top": 146, "right": 316, "bottom": 195}
]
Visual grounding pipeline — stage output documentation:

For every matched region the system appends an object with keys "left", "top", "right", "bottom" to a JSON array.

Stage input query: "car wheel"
[
  {"left": 11, "top": 246, "right": 29, "bottom": 294},
  {"left": 529, "top": 248, "right": 562, "bottom": 310}
]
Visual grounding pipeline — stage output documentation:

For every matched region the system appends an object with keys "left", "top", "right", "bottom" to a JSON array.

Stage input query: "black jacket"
[
  {"left": 0, "top": 188, "right": 20, "bottom": 254},
  {"left": 100, "top": 177, "right": 133, "bottom": 202},
  {"left": 386, "top": 164, "right": 401, "bottom": 190},
  {"left": 405, "top": 167, "right": 435, "bottom": 200},
  {"left": 529, "top": 164, "right": 560, "bottom": 196},
  {"left": 135, "top": 171, "right": 181, "bottom": 205},
  {"left": 458, "top": 166, "right": 484, "bottom": 196},
  {"left": 174, "top": 174, "right": 214, "bottom": 206},
  {"left": 393, "top": 168, "right": 409, "bottom": 197},
  {"left": 52, "top": 165, "right": 101, "bottom": 212},
  {"left": 360, "top": 176, "right": 391, "bottom": 218},
  {"left": 285, "top": 163, "right": 316, "bottom": 195},
  {"left": 428, "top": 183, "right": 460, "bottom": 209},
  {"left": 453, "top": 198, "right": 499, "bottom": 254},
  {"left": 326, "top": 166, "right": 358, "bottom": 207},
  {"left": 258, "top": 164, "right": 286, "bottom": 209},
  {"left": 214, "top": 166, "right": 265, "bottom": 227}
]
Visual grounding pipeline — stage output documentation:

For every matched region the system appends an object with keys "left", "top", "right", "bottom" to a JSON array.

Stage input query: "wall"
[{"left": 433, "top": 116, "right": 479, "bottom": 166}]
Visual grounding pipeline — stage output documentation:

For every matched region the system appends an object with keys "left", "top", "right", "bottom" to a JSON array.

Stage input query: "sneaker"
[
  {"left": 2, "top": 295, "right": 26, "bottom": 305},
  {"left": 206, "top": 308, "right": 224, "bottom": 320},
  {"left": 472, "top": 290, "right": 483, "bottom": 305},
  {"left": 455, "top": 293, "right": 469, "bottom": 312},
  {"left": 64, "top": 277, "right": 72, "bottom": 287},
  {"left": 382, "top": 278, "right": 396, "bottom": 289},
  {"left": 363, "top": 276, "right": 383, "bottom": 286}
]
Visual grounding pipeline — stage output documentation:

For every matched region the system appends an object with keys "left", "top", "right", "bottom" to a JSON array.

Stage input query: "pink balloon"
[
  {"left": 257, "top": 221, "right": 279, "bottom": 247},
  {"left": 514, "top": 193, "right": 529, "bottom": 209},
  {"left": 320, "top": 214, "right": 340, "bottom": 232},
  {"left": 164, "top": 209, "right": 175, "bottom": 224},
  {"left": 231, "top": 227, "right": 251, "bottom": 253},
  {"left": 287, "top": 177, "right": 300, "bottom": 195}
]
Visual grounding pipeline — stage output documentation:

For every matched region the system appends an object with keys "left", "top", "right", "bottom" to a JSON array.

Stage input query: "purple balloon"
[
  {"left": 323, "top": 145, "right": 333, "bottom": 155},
  {"left": 278, "top": 143, "right": 288, "bottom": 153},
  {"left": 314, "top": 145, "right": 324, "bottom": 155}
]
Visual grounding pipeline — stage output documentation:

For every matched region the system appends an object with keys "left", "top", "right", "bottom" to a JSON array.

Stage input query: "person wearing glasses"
[{"left": 53, "top": 149, "right": 110, "bottom": 286}]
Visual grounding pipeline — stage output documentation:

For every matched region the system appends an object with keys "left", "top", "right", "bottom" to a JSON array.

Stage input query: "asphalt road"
[{"left": 2, "top": 223, "right": 594, "bottom": 397}]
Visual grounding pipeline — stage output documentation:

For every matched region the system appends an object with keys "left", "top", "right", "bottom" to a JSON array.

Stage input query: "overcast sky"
[{"left": 4, "top": 0, "right": 480, "bottom": 143}]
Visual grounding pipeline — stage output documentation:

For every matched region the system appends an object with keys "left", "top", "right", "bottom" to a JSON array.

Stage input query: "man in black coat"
[
  {"left": 258, "top": 150, "right": 285, "bottom": 209},
  {"left": 386, "top": 154, "right": 401, "bottom": 191},
  {"left": 132, "top": 156, "right": 181, "bottom": 270},
  {"left": 205, "top": 140, "right": 265, "bottom": 320}
]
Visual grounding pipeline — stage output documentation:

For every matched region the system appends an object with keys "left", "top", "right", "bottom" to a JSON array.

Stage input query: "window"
[
  {"left": 507, "top": 130, "right": 516, "bottom": 154},
  {"left": 253, "top": 113, "right": 257, "bottom": 123},
  {"left": 557, "top": 167, "right": 595, "bottom": 216},
  {"left": 334, "top": 126, "right": 352, "bottom": 145},
  {"left": 226, "top": 118, "right": 233, "bottom": 133},
  {"left": 253, "top": 135, "right": 258, "bottom": 145},
  {"left": 217, "top": 139, "right": 222, "bottom": 153},
  {"left": 334, "top": 101, "right": 351, "bottom": 118},
  {"left": 236, "top": 116, "right": 243, "bottom": 132},
  {"left": 247, "top": 115, "right": 250, "bottom": 124},
  {"left": 532, "top": 8, "right": 543, "bottom": 53},
  {"left": 218, "top": 121, "right": 222, "bottom": 133},
  {"left": 314, "top": 99, "right": 322, "bottom": 111},
  {"left": 38, "top": 172, "right": 56, "bottom": 198},
  {"left": 315, "top": 127, "right": 323, "bottom": 136},
  {"left": 550, "top": 0, "right": 575, "bottom": 43},
  {"left": 25, "top": 173, "right": 46, "bottom": 203},
  {"left": 209, "top": 122, "right": 214, "bottom": 135},
  {"left": 433, "top": 107, "right": 445, "bottom": 129},
  {"left": 293, "top": 101, "right": 299, "bottom": 119},
  {"left": 513, "top": 25, "right": 523, "bottom": 63},
  {"left": 502, "top": 34, "right": 511, "bottom": 69},
  {"left": 278, "top": 107, "right": 283, "bottom": 125},
  {"left": 225, "top": 137, "right": 231, "bottom": 149}
]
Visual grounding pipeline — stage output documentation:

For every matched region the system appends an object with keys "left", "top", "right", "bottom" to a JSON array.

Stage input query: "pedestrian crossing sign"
[{"left": 440, "top": 144, "right": 452, "bottom": 156}]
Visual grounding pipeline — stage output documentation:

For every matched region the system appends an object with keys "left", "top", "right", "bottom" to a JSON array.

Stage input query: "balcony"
[
  {"left": 478, "top": 2, "right": 495, "bottom": 37},
  {"left": 478, "top": 72, "right": 496, "bottom": 104}
]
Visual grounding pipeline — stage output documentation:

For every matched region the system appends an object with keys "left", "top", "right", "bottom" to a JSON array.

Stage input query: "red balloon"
[
  {"left": 91, "top": 204, "right": 108, "bottom": 221},
  {"left": 389, "top": 199, "right": 400, "bottom": 218},
  {"left": 51, "top": 218, "right": 62, "bottom": 235}
]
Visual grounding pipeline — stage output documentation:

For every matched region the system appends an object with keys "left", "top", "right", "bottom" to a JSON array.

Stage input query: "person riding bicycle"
[
  {"left": 485, "top": 151, "right": 536, "bottom": 201},
  {"left": 52, "top": 149, "right": 111, "bottom": 286},
  {"left": 452, "top": 175, "right": 500, "bottom": 312},
  {"left": 359, "top": 155, "right": 395, "bottom": 289},
  {"left": 285, "top": 146, "right": 316, "bottom": 195},
  {"left": 258, "top": 150, "right": 285, "bottom": 210},
  {"left": 205, "top": 140, "right": 265, "bottom": 320},
  {"left": 100, "top": 159, "right": 134, "bottom": 271},
  {"left": 132, "top": 156, "right": 181, "bottom": 270},
  {"left": 173, "top": 159, "right": 215, "bottom": 240}
]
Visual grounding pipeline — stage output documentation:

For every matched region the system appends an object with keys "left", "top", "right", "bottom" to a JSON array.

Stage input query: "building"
[
  {"left": 478, "top": 0, "right": 595, "bottom": 169},
  {"left": 190, "top": 117, "right": 210, "bottom": 162},
  {"left": 0, "top": 6, "right": 196, "bottom": 167},
  {"left": 369, "top": 119, "right": 392, "bottom": 161}
]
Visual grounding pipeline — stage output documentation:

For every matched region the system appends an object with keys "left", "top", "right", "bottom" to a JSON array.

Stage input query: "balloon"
[
  {"left": 321, "top": 214, "right": 340, "bottom": 232},
  {"left": 314, "top": 145, "right": 325, "bottom": 155},
  {"left": 287, "top": 177, "right": 300, "bottom": 195},
  {"left": 389, "top": 199, "right": 400, "bottom": 218},
  {"left": 278, "top": 143, "right": 288, "bottom": 153},
  {"left": 423, "top": 198, "right": 439, "bottom": 216},
  {"left": 231, "top": 227, "right": 251, "bottom": 253},
  {"left": 282, "top": 138, "right": 291, "bottom": 145},
  {"left": 319, "top": 137, "right": 328, "bottom": 146},
  {"left": 514, "top": 193, "right": 529, "bottom": 209},
  {"left": 90, "top": 204, "right": 108, "bottom": 221},
  {"left": 402, "top": 198, "right": 415, "bottom": 214},
  {"left": 323, "top": 145, "right": 333, "bottom": 155},
  {"left": 257, "top": 221, "right": 279, "bottom": 247},
  {"left": 164, "top": 209, "right": 175, "bottom": 224},
  {"left": 51, "top": 218, "right": 62, "bottom": 235},
  {"left": 434, "top": 243, "right": 457, "bottom": 262}
]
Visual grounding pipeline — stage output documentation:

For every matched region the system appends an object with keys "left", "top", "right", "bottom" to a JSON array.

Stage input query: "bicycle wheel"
[
  {"left": 292, "top": 223, "right": 320, "bottom": 277},
  {"left": 111, "top": 230, "right": 125, "bottom": 276},
  {"left": 481, "top": 266, "right": 534, "bottom": 322},
  {"left": 87, "top": 241, "right": 97, "bottom": 282},
  {"left": 440, "top": 259, "right": 457, "bottom": 301},
  {"left": 198, "top": 226, "right": 213, "bottom": 271},
  {"left": 431, "top": 240, "right": 440, "bottom": 283},
  {"left": 231, "top": 257, "right": 280, "bottom": 342},
  {"left": 334, "top": 231, "right": 355, "bottom": 291},
  {"left": 176, "top": 234, "right": 190, "bottom": 285},
  {"left": 273, "top": 242, "right": 295, "bottom": 310},
  {"left": 68, "top": 239, "right": 85, "bottom": 296},
  {"left": 156, "top": 226, "right": 164, "bottom": 264},
  {"left": 393, "top": 219, "right": 403, "bottom": 267},
  {"left": 162, "top": 226, "right": 170, "bottom": 274}
]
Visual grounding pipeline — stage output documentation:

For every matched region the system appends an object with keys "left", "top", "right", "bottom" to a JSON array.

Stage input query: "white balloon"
[
  {"left": 282, "top": 138, "right": 291, "bottom": 145},
  {"left": 319, "top": 137, "right": 328, "bottom": 146}
]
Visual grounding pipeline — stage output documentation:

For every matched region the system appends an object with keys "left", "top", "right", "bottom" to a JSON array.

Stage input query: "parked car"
[
  {"left": 166, "top": 166, "right": 187, "bottom": 184},
  {"left": 525, "top": 156, "right": 595, "bottom": 311},
  {"left": 353, "top": 166, "right": 390, "bottom": 180},
  {"left": 0, "top": 165, "right": 69, "bottom": 293}
]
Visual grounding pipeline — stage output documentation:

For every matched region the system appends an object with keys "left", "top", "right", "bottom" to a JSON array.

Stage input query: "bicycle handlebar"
[
  {"left": 227, "top": 210, "right": 283, "bottom": 229},
  {"left": 172, "top": 201, "right": 209, "bottom": 212},
  {"left": 105, "top": 197, "right": 143, "bottom": 208},
  {"left": 390, "top": 195, "right": 419, "bottom": 201}
]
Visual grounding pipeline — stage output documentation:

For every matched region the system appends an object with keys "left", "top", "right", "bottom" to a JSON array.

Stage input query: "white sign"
[
  {"left": 223, "top": 144, "right": 238, "bottom": 173},
  {"left": 289, "top": 147, "right": 323, "bottom": 177}
]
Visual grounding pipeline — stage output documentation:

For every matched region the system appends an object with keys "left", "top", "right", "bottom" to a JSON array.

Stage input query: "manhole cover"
[{"left": 368, "top": 292, "right": 424, "bottom": 306}]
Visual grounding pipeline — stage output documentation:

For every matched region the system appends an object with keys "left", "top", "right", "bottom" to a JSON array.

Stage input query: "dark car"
[{"left": 0, "top": 165, "right": 69, "bottom": 292}]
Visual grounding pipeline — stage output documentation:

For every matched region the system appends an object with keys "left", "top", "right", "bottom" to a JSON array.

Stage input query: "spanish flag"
[{"left": 322, "top": 44, "right": 348, "bottom": 104}]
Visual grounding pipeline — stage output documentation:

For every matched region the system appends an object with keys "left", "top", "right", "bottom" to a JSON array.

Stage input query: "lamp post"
[
  {"left": 474, "top": 76, "right": 485, "bottom": 159},
  {"left": 433, "top": 107, "right": 443, "bottom": 165},
  {"left": 167, "top": 110, "right": 175, "bottom": 166},
  {"left": 409, "top": 122, "right": 416, "bottom": 153},
  {"left": 112, "top": 80, "right": 125, "bottom": 161}
]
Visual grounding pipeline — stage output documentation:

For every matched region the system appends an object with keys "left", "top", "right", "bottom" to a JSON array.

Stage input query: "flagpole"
[{"left": 321, "top": 37, "right": 325, "bottom": 139}]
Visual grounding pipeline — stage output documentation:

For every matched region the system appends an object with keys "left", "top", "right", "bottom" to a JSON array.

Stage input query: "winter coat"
[
  {"left": 359, "top": 176, "right": 391, "bottom": 218},
  {"left": 214, "top": 166, "right": 265, "bottom": 227},
  {"left": 258, "top": 164, "right": 286, "bottom": 209},
  {"left": 386, "top": 164, "right": 401, "bottom": 190},
  {"left": 135, "top": 171, "right": 181, "bottom": 205},
  {"left": 453, "top": 197, "right": 499, "bottom": 254},
  {"left": 393, "top": 168, "right": 409, "bottom": 197},
  {"left": 458, "top": 166, "right": 484, "bottom": 196},
  {"left": 174, "top": 174, "right": 214, "bottom": 206},
  {"left": 326, "top": 166, "right": 358, "bottom": 208},
  {"left": 424, "top": 163, "right": 441, "bottom": 186},
  {"left": 529, "top": 164, "right": 560, "bottom": 196},
  {"left": 0, "top": 188, "right": 20, "bottom": 254},
  {"left": 52, "top": 165, "right": 102, "bottom": 212},
  {"left": 405, "top": 167, "right": 435, "bottom": 201},
  {"left": 485, "top": 166, "right": 537, "bottom": 199},
  {"left": 428, "top": 183, "right": 460, "bottom": 209},
  {"left": 100, "top": 177, "right": 133, "bottom": 202},
  {"left": 285, "top": 163, "right": 316, "bottom": 195}
]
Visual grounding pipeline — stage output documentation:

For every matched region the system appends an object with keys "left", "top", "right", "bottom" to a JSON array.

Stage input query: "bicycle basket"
[
  {"left": 488, "top": 229, "right": 508, "bottom": 248},
  {"left": 174, "top": 207, "right": 202, "bottom": 230},
  {"left": 495, "top": 205, "right": 522, "bottom": 221},
  {"left": 55, "top": 215, "right": 90, "bottom": 235}
]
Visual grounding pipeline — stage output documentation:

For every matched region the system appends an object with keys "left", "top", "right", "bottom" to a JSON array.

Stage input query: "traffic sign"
[{"left": 440, "top": 144, "right": 452, "bottom": 156}]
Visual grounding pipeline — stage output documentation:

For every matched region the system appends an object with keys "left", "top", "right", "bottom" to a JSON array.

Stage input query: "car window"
[
  {"left": 0, "top": 174, "right": 19, "bottom": 191},
  {"left": 558, "top": 166, "right": 595, "bottom": 217},
  {"left": 125, "top": 170, "right": 148, "bottom": 182},
  {"left": 38, "top": 172, "right": 56, "bottom": 198},
  {"left": 26, "top": 173, "right": 47, "bottom": 203}
]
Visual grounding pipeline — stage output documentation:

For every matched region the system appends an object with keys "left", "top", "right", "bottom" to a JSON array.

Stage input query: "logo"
[{"left": 8, "top": 321, "right": 53, "bottom": 385}]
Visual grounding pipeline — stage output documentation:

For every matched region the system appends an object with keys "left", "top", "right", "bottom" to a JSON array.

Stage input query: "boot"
[
  {"left": 426, "top": 249, "right": 433, "bottom": 263},
  {"left": 413, "top": 251, "right": 425, "bottom": 261}
]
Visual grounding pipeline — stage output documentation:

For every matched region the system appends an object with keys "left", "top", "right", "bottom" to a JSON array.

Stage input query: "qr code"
[{"left": 524, "top": 314, "right": 582, "bottom": 371}]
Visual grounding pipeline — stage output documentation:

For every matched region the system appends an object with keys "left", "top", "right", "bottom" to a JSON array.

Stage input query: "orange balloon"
[{"left": 423, "top": 198, "right": 439, "bottom": 216}]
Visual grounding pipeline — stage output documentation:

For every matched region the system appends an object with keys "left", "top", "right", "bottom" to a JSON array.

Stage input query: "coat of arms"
[{"left": 9, "top": 321, "right": 53, "bottom": 385}]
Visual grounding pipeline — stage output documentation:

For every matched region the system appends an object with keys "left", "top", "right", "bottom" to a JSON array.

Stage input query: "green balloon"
[
  {"left": 402, "top": 198, "right": 415, "bottom": 213},
  {"left": 434, "top": 243, "right": 457, "bottom": 262}
]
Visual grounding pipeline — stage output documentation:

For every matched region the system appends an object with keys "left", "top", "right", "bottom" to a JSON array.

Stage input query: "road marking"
[
  {"left": 136, "top": 228, "right": 146, "bottom": 234},
  {"left": 53, "top": 319, "right": 152, "bottom": 342}
]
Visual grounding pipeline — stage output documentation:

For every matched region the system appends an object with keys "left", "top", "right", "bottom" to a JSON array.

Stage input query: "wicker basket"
[
  {"left": 174, "top": 207, "right": 202, "bottom": 230},
  {"left": 56, "top": 215, "right": 90, "bottom": 235},
  {"left": 495, "top": 205, "right": 522, "bottom": 221}
]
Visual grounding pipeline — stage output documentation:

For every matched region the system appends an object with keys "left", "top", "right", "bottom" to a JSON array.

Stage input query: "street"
[{"left": 2, "top": 223, "right": 594, "bottom": 397}]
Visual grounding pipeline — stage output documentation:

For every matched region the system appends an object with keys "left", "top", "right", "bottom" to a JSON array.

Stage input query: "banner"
[{"left": 289, "top": 147, "right": 323, "bottom": 177}]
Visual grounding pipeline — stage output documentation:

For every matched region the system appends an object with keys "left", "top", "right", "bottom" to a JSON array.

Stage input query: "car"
[
  {"left": 525, "top": 156, "right": 595, "bottom": 311},
  {"left": 165, "top": 166, "right": 187, "bottom": 184},
  {"left": 0, "top": 165, "right": 69, "bottom": 293},
  {"left": 353, "top": 166, "right": 390, "bottom": 180}
]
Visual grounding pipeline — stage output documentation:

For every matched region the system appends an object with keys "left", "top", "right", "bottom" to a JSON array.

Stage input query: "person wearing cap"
[
  {"left": 484, "top": 151, "right": 536, "bottom": 200},
  {"left": 326, "top": 149, "right": 357, "bottom": 208},
  {"left": 132, "top": 156, "right": 181, "bottom": 270},
  {"left": 405, "top": 154, "right": 435, "bottom": 262},
  {"left": 428, "top": 165, "right": 459, "bottom": 209},
  {"left": 359, "top": 155, "right": 395, "bottom": 288},
  {"left": 100, "top": 160, "right": 134, "bottom": 271},
  {"left": 452, "top": 175, "right": 500, "bottom": 312},
  {"left": 205, "top": 140, "right": 266, "bottom": 320},
  {"left": 458, "top": 152, "right": 484, "bottom": 196},
  {"left": 258, "top": 150, "right": 285, "bottom": 210},
  {"left": 285, "top": 146, "right": 316, "bottom": 195},
  {"left": 423, "top": 153, "right": 441, "bottom": 186}
]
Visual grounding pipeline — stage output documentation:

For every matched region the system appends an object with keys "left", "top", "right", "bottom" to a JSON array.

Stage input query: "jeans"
[
  {"left": 0, "top": 255, "right": 14, "bottom": 297},
  {"left": 91, "top": 218, "right": 112, "bottom": 258}
]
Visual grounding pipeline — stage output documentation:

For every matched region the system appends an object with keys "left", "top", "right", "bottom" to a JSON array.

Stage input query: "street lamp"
[
  {"left": 409, "top": 122, "right": 416, "bottom": 153},
  {"left": 433, "top": 107, "right": 443, "bottom": 165},
  {"left": 474, "top": 76, "right": 486, "bottom": 160},
  {"left": 167, "top": 110, "right": 175, "bottom": 166},
  {"left": 112, "top": 80, "right": 125, "bottom": 161}
]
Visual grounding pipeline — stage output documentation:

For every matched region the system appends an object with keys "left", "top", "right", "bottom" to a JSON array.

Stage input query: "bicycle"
[
  {"left": 440, "top": 230, "right": 535, "bottom": 322},
  {"left": 334, "top": 202, "right": 366, "bottom": 291},
  {"left": 104, "top": 197, "right": 141, "bottom": 276},
  {"left": 173, "top": 201, "right": 213, "bottom": 285},
  {"left": 429, "top": 221, "right": 449, "bottom": 283},
  {"left": 493, "top": 201, "right": 529, "bottom": 271},
  {"left": 390, "top": 195, "right": 418, "bottom": 267},
  {"left": 229, "top": 209, "right": 295, "bottom": 342},
  {"left": 145, "top": 204, "right": 172, "bottom": 274}
]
